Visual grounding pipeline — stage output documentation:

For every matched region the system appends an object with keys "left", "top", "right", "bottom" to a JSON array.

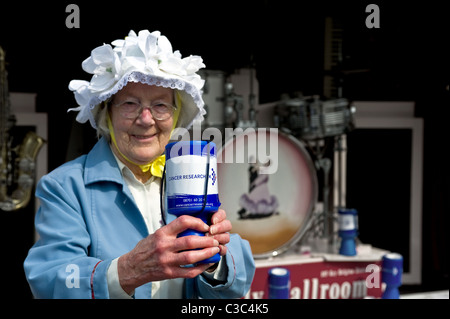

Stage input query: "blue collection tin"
[
  {"left": 165, "top": 140, "right": 221, "bottom": 264},
  {"left": 268, "top": 267, "right": 291, "bottom": 299},
  {"left": 338, "top": 208, "right": 358, "bottom": 256}
]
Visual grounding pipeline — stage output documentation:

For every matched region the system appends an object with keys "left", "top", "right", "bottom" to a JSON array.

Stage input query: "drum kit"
[{"left": 199, "top": 68, "right": 356, "bottom": 259}]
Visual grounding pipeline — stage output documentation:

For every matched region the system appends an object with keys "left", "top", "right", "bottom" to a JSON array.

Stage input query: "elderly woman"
[{"left": 24, "top": 30, "right": 255, "bottom": 299}]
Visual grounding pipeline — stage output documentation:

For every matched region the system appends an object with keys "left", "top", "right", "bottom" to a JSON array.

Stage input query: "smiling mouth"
[{"left": 132, "top": 134, "right": 156, "bottom": 141}]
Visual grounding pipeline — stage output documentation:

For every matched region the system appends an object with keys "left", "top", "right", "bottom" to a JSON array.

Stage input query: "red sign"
[{"left": 245, "top": 259, "right": 383, "bottom": 299}]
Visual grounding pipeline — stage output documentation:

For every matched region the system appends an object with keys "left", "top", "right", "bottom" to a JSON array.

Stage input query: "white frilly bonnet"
[{"left": 68, "top": 30, "right": 206, "bottom": 130}]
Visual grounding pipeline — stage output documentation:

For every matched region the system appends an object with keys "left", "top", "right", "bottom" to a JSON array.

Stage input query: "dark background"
[{"left": 1, "top": 0, "right": 448, "bottom": 298}]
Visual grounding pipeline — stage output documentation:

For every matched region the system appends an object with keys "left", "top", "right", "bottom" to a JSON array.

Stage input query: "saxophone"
[{"left": 0, "top": 46, "right": 45, "bottom": 211}]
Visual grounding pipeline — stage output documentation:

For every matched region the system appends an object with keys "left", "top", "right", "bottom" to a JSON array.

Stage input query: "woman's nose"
[{"left": 136, "top": 107, "right": 155, "bottom": 125}]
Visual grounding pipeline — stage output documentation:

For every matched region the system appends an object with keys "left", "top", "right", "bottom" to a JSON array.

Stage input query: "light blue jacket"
[{"left": 24, "top": 137, "right": 255, "bottom": 299}]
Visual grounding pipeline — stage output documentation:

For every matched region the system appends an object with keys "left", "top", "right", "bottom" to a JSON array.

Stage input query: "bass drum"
[{"left": 217, "top": 130, "right": 318, "bottom": 258}]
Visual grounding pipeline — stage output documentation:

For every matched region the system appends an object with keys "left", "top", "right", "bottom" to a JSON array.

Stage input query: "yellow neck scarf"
[{"left": 107, "top": 91, "right": 182, "bottom": 177}]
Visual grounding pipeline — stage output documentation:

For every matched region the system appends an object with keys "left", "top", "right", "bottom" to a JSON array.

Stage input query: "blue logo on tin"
[{"left": 211, "top": 168, "right": 217, "bottom": 186}]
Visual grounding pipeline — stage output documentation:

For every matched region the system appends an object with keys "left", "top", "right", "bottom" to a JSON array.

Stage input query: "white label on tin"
[
  {"left": 166, "top": 155, "right": 219, "bottom": 196},
  {"left": 338, "top": 214, "right": 356, "bottom": 231}
]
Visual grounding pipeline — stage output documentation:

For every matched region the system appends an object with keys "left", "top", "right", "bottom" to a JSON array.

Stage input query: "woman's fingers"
[
  {"left": 173, "top": 235, "right": 219, "bottom": 253},
  {"left": 175, "top": 246, "right": 221, "bottom": 267},
  {"left": 163, "top": 214, "right": 209, "bottom": 237}
]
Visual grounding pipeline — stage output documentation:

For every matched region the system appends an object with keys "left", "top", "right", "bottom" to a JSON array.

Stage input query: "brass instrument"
[{"left": 0, "top": 46, "right": 45, "bottom": 211}]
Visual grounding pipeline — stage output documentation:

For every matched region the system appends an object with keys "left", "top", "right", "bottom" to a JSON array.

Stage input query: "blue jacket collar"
[{"left": 84, "top": 137, "right": 124, "bottom": 186}]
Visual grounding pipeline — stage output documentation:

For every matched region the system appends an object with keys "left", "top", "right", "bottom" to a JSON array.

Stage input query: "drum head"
[{"left": 217, "top": 130, "right": 318, "bottom": 258}]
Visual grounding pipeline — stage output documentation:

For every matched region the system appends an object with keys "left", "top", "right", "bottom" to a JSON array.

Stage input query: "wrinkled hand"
[
  {"left": 207, "top": 209, "right": 232, "bottom": 257},
  {"left": 117, "top": 209, "right": 231, "bottom": 295}
]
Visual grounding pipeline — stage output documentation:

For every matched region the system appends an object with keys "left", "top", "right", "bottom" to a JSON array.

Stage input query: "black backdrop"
[{"left": 1, "top": 0, "right": 448, "bottom": 298}]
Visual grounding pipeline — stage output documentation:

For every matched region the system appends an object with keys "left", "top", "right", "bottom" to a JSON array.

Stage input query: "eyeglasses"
[{"left": 112, "top": 99, "right": 176, "bottom": 121}]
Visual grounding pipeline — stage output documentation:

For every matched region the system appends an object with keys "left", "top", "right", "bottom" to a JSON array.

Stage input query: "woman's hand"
[
  {"left": 207, "top": 209, "right": 232, "bottom": 257},
  {"left": 117, "top": 214, "right": 221, "bottom": 295}
]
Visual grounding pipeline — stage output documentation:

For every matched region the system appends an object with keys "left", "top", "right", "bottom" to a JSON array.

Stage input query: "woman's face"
[{"left": 109, "top": 82, "right": 174, "bottom": 167}]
